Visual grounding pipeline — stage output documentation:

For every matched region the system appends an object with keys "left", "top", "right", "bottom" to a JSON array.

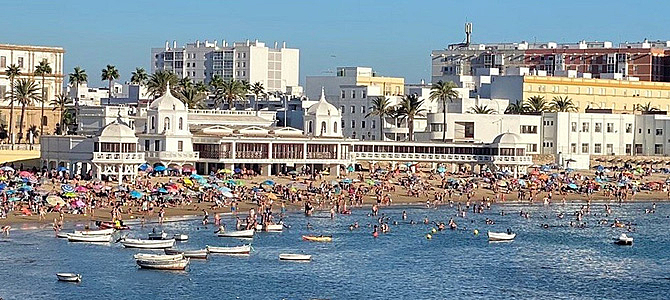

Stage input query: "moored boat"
[
  {"left": 279, "top": 253, "right": 311, "bottom": 261},
  {"left": 56, "top": 273, "right": 81, "bottom": 282},
  {"left": 122, "top": 238, "right": 175, "bottom": 249},
  {"left": 136, "top": 258, "right": 189, "bottom": 270},
  {"left": 615, "top": 233, "right": 634, "bottom": 245},
  {"left": 217, "top": 229, "right": 254, "bottom": 238},
  {"left": 487, "top": 231, "right": 516, "bottom": 242},
  {"left": 302, "top": 235, "right": 332, "bottom": 242},
  {"left": 206, "top": 245, "right": 251, "bottom": 255},
  {"left": 133, "top": 253, "right": 184, "bottom": 261},
  {"left": 74, "top": 228, "right": 115, "bottom": 236},
  {"left": 256, "top": 224, "right": 284, "bottom": 232},
  {"left": 67, "top": 233, "right": 112, "bottom": 243},
  {"left": 97, "top": 221, "right": 130, "bottom": 230},
  {"left": 148, "top": 231, "right": 168, "bottom": 240},
  {"left": 173, "top": 234, "right": 189, "bottom": 241},
  {"left": 164, "top": 248, "right": 208, "bottom": 259},
  {"left": 56, "top": 232, "right": 71, "bottom": 239}
]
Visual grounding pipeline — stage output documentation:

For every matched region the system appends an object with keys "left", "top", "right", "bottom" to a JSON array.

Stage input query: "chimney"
[
  {"left": 274, "top": 41, "right": 278, "bottom": 48},
  {"left": 165, "top": 41, "right": 169, "bottom": 50},
  {"left": 246, "top": 39, "right": 250, "bottom": 46},
  {"left": 196, "top": 40, "right": 200, "bottom": 48},
  {"left": 214, "top": 40, "right": 217, "bottom": 47},
  {"left": 173, "top": 40, "right": 177, "bottom": 48},
  {"left": 282, "top": 41, "right": 286, "bottom": 48}
]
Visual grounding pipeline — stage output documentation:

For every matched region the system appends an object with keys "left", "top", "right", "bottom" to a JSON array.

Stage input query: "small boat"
[
  {"left": 136, "top": 258, "right": 189, "bottom": 270},
  {"left": 279, "top": 253, "right": 311, "bottom": 261},
  {"left": 148, "top": 231, "right": 168, "bottom": 240},
  {"left": 206, "top": 245, "right": 251, "bottom": 255},
  {"left": 56, "top": 232, "right": 71, "bottom": 239},
  {"left": 122, "top": 238, "right": 175, "bottom": 249},
  {"left": 173, "top": 234, "right": 189, "bottom": 241},
  {"left": 302, "top": 235, "right": 332, "bottom": 242},
  {"left": 133, "top": 253, "right": 184, "bottom": 261},
  {"left": 255, "top": 224, "right": 284, "bottom": 232},
  {"left": 487, "top": 231, "right": 516, "bottom": 242},
  {"left": 164, "top": 248, "right": 208, "bottom": 259},
  {"left": 74, "top": 228, "right": 115, "bottom": 236},
  {"left": 615, "top": 233, "right": 634, "bottom": 245},
  {"left": 68, "top": 234, "right": 112, "bottom": 243},
  {"left": 56, "top": 273, "right": 81, "bottom": 282},
  {"left": 97, "top": 221, "right": 130, "bottom": 230},
  {"left": 217, "top": 229, "right": 254, "bottom": 238}
]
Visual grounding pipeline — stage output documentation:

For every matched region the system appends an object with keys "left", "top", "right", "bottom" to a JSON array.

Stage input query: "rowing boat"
[
  {"left": 164, "top": 248, "right": 208, "bottom": 259},
  {"left": 136, "top": 258, "right": 189, "bottom": 270},
  {"left": 56, "top": 273, "right": 81, "bottom": 282},
  {"left": 279, "top": 253, "right": 311, "bottom": 261},
  {"left": 148, "top": 231, "right": 168, "bottom": 240},
  {"left": 122, "top": 238, "right": 175, "bottom": 249},
  {"left": 206, "top": 245, "right": 251, "bottom": 255},
  {"left": 217, "top": 229, "right": 254, "bottom": 238},
  {"left": 614, "top": 233, "right": 633, "bottom": 245},
  {"left": 133, "top": 253, "right": 183, "bottom": 261},
  {"left": 302, "top": 235, "right": 332, "bottom": 242},
  {"left": 173, "top": 234, "right": 189, "bottom": 241},
  {"left": 67, "top": 234, "right": 112, "bottom": 243},
  {"left": 487, "top": 231, "right": 516, "bottom": 241},
  {"left": 256, "top": 224, "right": 284, "bottom": 232}
]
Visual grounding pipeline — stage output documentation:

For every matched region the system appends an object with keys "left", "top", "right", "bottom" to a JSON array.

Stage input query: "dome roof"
[
  {"left": 99, "top": 120, "right": 135, "bottom": 138},
  {"left": 149, "top": 82, "right": 186, "bottom": 111},
  {"left": 492, "top": 132, "right": 521, "bottom": 144},
  {"left": 306, "top": 87, "right": 340, "bottom": 117}
]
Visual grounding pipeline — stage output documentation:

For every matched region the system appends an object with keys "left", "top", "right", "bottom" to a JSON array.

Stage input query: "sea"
[{"left": 1, "top": 202, "right": 669, "bottom": 299}]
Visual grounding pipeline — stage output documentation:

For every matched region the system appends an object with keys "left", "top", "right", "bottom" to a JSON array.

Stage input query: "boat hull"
[
  {"left": 302, "top": 235, "right": 332, "bottom": 242},
  {"left": 487, "top": 232, "right": 516, "bottom": 241},
  {"left": 122, "top": 238, "right": 175, "bottom": 249},
  {"left": 68, "top": 234, "right": 112, "bottom": 243},
  {"left": 56, "top": 273, "right": 81, "bottom": 282},
  {"left": 217, "top": 229, "right": 254, "bottom": 238},
  {"left": 279, "top": 254, "right": 311, "bottom": 261},
  {"left": 206, "top": 245, "right": 251, "bottom": 255},
  {"left": 74, "top": 228, "right": 114, "bottom": 236},
  {"left": 136, "top": 258, "right": 189, "bottom": 270},
  {"left": 165, "top": 248, "right": 208, "bottom": 259}
]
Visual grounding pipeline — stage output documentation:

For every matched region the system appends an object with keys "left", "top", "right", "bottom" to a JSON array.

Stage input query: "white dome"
[
  {"left": 493, "top": 132, "right": 521, "bottom": 144},
  {"left": 149, "top": 82, "right": 186, "bottom": 111},
  {"left": 99, "top": 121, "right": 135, "bottom": 138},
  {"left": 306, "top": 87, "right": 340, "bottom": 117}
]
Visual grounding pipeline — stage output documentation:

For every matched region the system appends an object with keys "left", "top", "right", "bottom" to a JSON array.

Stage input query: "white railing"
[
  {"left": 352, "top": 152, "right": 533, "bottom": 164},
  {"left": 145, "top": 151, "right": 199, "bottom": 160},
  {"left": 93, "top": 152, "right": 145, "bottom": 162},
  {"left": 189, "top": 110, "right": 258, "bottom": 116}
]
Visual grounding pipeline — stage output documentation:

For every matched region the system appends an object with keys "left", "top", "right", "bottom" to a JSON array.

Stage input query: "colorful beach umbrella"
[
  {"left": 154, "top": 166, "right": 167, "bottom": 172},
  {"left": 0, "top": 166, "right": 14, "bottom": 172},
  {"left": 18, "top": 171, "right": 32, "bottom": 178},
  {"left": 75, "top": 186, "right": 88, "bottom": 193},
  {"left": 262, "top": 180, "right": 275, "bottom": 186},
  {"left": 46, "top": 195, "right": 65, "bottom": 206},
  {"left": 61, "top": 184, "right": 75, "bottom": 193}
]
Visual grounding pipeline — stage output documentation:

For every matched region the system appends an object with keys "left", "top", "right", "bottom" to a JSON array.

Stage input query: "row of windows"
[
  {"left": 345, "top": 120, "right": 376, "bottom": 129},
  {"left": 149, "top": 116, "right": 184, "bottom": 131},
  {"left": 543, "top": 120, "right": 554, "bottom": 126},
  {"left": 0, "top": 56, "right": 23, "bottom": 68},
  {"left": 340, "top": 105, "right": 367, "bottom": 114},
  {"left": 527, "top": 84, "right": 670, "bottom": 98},
  {"left": 143, "top": 140, "right": 185, "bottom": 152},
  {"left": 350, "top": 132, "right": 376, "bottom": 140},
  {"left": 570, "top": 122, "right": 630, "bottom": 133},
  {"left": 341, "top": 90, "right": 367, "bottom": 99},
  {"left": 570, "top": 143, "right": 615, "bottom": 154},
  {"left": 520, "top": 125, "right": 538, "bottom": 134}
]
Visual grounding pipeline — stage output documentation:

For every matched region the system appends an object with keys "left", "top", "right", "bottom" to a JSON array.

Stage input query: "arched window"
[
  {"left": 150, "top": 116, "right": 155, "bottom": 130},
  {"left": 321, "top": 121, "right": 327, "bottom": 135},
  {"left": 178, "top": 117, "right": 183, "bottom": 130},
  {"left": 333, "top": 122, "right": 338, "bottom": 133},
  {"left": 307, "top": 121, "right": 313, "bottom": 133},
  {"left": 164, "top": 117, "right": 170, "bottom": 131}
]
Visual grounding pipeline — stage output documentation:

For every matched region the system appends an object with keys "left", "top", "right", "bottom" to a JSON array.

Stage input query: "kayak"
[{"left": 302, "top": 235, "right": 332, "bottom": 242}]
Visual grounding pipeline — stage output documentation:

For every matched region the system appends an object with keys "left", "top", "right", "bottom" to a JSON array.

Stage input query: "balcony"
[
  {"left": 351, "top": 152, "right": 533, "bottom": 165},
  {"left": 145, "top": 151, "right": 199, "bottom": 161},
  {"left": 93, "top": 152, "right": 145, "bottom": 163}
]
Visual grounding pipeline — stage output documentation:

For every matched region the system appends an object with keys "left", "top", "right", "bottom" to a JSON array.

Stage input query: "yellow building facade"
[{"left": 355, "top": 75, "right": 404, "bottom": 96}]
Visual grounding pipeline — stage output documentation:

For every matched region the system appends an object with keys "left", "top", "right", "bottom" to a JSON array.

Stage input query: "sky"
[{"left": 3, "top": 0, "right": 670, "bottom": 86}]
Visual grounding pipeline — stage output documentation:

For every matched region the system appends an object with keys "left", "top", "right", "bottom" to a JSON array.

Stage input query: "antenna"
[{"left": 465, "top": 22, "right": 472, "bottom": 46}]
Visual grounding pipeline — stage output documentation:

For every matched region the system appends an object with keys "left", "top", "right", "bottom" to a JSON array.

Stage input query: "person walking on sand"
[{"left": 158, "top": 207, "right": 165, "bottom": 225}]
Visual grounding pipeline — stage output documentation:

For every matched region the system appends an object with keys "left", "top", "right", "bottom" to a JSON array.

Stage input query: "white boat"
[
  {"left": 136, "top": 258, "right": 189, "bottom": 270},
  {"left": 73, "top": 228, "right": 114, "bottom": 236},
  {"left": 68, "top": 234, "right": 112, "bottom": 243},
  {"left": 164, "top": 248, "right": 208, "bottom": 259},
  {"left": 206, "top": 245, "right": 251, "bottom": 255},
  {"left": 487, "top": 231, "right": 516, "bottom": 242},
  {"left": 148, "top": 231, "right": 168, "bottom": 240},
  {"left": 279, "top": 253, "right": 311, "bottom": 261},
  {"left": 56, "top": 273, "right": 81, "bottom": 282},
  {"left": 173, "top": 234, "right": 189, "bottom": 241},
  {"left": 122, "top": 238, "right": 175, "bottom": 249},
  {"left": 217, "top": 229, "right": 254, "bottom": 238},
  {"left": 255, "top": 224, "right": 284, "bottom": 232},
  {"left": 615, "top": 233, "right": 634, "bottom": 245},
  {"left": 56, "top": 232, "right": 71, "bottom": 239},
  {"left": 133, "top": 253, "right": 183, "bottom": 261}
]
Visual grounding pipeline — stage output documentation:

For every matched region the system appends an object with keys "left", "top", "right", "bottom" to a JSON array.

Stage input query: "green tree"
[
  {"left": 34, "top": 59, "right": 52, "bottom": 137},
  {"left": 147, "top": 70, "right": 178, "bottom": 98},
  {"left": 635, "top": 102, "right": 660, "bottom": 113},
  {"left": 524, "top": 95, "right": 549, "bottom": 113},
  {"left": 550, "top": 96, "right": 577, "bottom": 112},
  {"left": 50, "top": 93, "right": 71, "bottom": 135},
  {"left": 5, "top": 64, "right": 21, "bottom": 147},
  {"left": 13, "top": 79, "right": 40, "bottom": 143},
  {"left": 468, "top": 104, "right": 495, "bottom": 114},
  {"left": 429, "top": 80, "right": 458, "bottom": 141},
  {"left": 68, "top": 67, "right": 87, "bottom": 126},
  {"left": 178, "top": 86, "right": 206, "bottom": 109},
  {"left": 365, "top": 96, "right": 392, "bottom": 140},
  {"left": 194, "top": 81, "right": 208, "bottom": 93},
  {"left": 504, "top": 102, "right": 525, "bottom": 114},
  {"left": 101, "top": 65, "right": 120, "bottom": 105},
  {"left": 178, "top": 76, "right": 193, "bottom": 91},
  {"left": 215, "top": 79, "right": 248, "bottom": 109},
  {"left": 395, "top": 94, "right": 426, "bottom": 141},
  {"left": 130, "top": 67, "right": 148, "bottom": 85},
  {"left": 250, "top": 82, "right": 266, "bottom": 111}
]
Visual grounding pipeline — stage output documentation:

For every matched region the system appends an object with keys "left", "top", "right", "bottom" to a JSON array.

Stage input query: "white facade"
[
  {"left": 0, "top": 43, "right": 65, "bottom": 106},
  {"left": 542, "top": 112, "right": 635, "bottom": 156},
  {"left": 634, "top": 114, "right": 670, "bottom": 156},
  {"left": 151, "top": 39, "right": 299, "bottom": 92},
  {"left": 304, "top": 88, "right": 342, "bottom": 138}
]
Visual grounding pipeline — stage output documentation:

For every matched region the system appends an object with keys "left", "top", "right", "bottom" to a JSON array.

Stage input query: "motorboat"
[
  {"left": 73, "top": 228, "right": 114, "bottom": 236},
  {"left": 173, "top": 234, "right": 189, "bottom": 241},
  {"left": 148, "top": 231, "right": 168, "bottom": 240},
  {"left": 97, "top": 221, "right": 130, "bottom": 230},
  {"left": 136, "top": 258, "right": 189, "bottom": 270},
  {"left": 279, "top": 253, "right": 311, "bottom": 261},
  {"left": 122, "top": 238, "right": 175, "bottom": 249},
  {"left": 206, "top": 245, "right": 251, "bottom": 255},
  {"left": 56, "top": 232, "right": 71, "bottom": 239},
  {"left": 487, "top": 231, "right": 516, "bottom": 242},
  {"left": 133, "top": 253, "right": 183, "bottom": 261},
  {"left": 56, "top": 273, "right": 81, "bottom": 282},
  {"left": 615, "top": 233, "right": 634, "bottom": 245},
  {"left": 67, "top": 234, "right": 112, "bottom": 243},
  {"left": 256, "top": 224, "right": 284, "bottom": 232},
  {"left": 302, "top": 235, "right": 332, "bottom": 242},
  {"left": 164, "top": 248, "right": 208, "bottom": 259},
  {"left": 217, "top": 229, "right": 254, "bottom": 238}
]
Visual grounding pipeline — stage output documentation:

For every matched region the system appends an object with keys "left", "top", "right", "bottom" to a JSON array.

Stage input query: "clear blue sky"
[{"left": 3, "top": 0, "right": 668, "bottom": 86}]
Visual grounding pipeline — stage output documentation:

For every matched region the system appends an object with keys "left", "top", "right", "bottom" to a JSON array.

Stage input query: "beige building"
[{"left": 305, "top": 66, "right": 404, "bottom": 101}]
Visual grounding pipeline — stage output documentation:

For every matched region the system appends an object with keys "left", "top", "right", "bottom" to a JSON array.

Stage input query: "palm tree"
[
  {"left": 178, "top": 86, "right": 206, "bottom": 109},
  {"left": 365, "top": 96, "right": 392, "bottom": 140},
  {"left": 468, "top": 104, "right": 495, "bottom": 114},
  {"left": 50, "top": 93, "right": 71, "bottom": 135},
  {"left": 146, "top": 70, "right": 178, "bottom": 98},
  {"left": 524, "top": 95, "right": 549, "bottom": 113},
  {"left": 34, "top": 59, "right": 52, "bottom": 137},
  {"left": 216, "top": 79, "right": 248, "bottom": 109},
  {"left": 635, "top": 102, "right": 660, "bottom": 113},
  {"left": 505, "top": 102, "right": 525, "bottom": 114},
  {"left": 5, "top": 64, "right": 20, "bottom": 147},
  {"left": 130, "top": 67, "right": 148, "bottom": 85},
  {"left": 60, "top": 111, "right": 75, "bottom": 135},
  {"left": 550, "top": 96, "right": 577, "bottom": 112},
  {"left": 395, "top": 94, "right": 426, "bottom": 141},
  {"left": 194, "top": 81, "right": 208, "bottom": 93},
  {"left": 250, "top": 82, "right": 266, "bottom": 111},
  {"left": 13, "top": 79, "right": 40, "bottom": 143},
  {"left": 177, "top": 76, "right": 193, "bottom": 92},
  {"left": 27, "top": 125, "right": 39, "bottom": 144},
  {"left": 101, "top": 65, "right": 120, "bottom": 105},
  {"left": 429, "top": 81, "right": 459, "bottom": 141},
  {"left": 68, "top": 67, "right": 87, "bottom": 127}
]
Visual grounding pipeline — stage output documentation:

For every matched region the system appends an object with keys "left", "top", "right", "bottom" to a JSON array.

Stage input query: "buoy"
[
  {"left": 474, "top": 229, "right": 479, "bottom": 235},
  {"left": 426, "top": 234, "right": 432, "bottom": 239},
  {"left": 431, "top": 228, "right": 437, "bottom": 234}
]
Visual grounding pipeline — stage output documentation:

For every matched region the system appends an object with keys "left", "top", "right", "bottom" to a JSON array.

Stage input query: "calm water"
[{"left": 1, "top": 202, "right": 670, "bottom": 299}]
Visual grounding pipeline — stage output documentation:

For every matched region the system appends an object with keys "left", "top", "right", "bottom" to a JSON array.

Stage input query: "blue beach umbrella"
[
  {"left": 158, "top": 188, "right": 168, "bottom": 194},
  {"left": 130, "top": 190, "right": 143, "bottom": 199},
  {"left": 154, "top": 166, "right": 167, "bottom": 172},
  {"left": 57, "top": 166, "right": 68, "bottom": 172},
  {"left": 138, "top": 163, "right": 150, "bottom": 171},
  {"left": 568, "top": 183, "right": 578, "bottom": 190},
  {"left": 437, "top": 167, "right": 447, "bottom": 173},
  {"left": 262, "top": 180, "right": 275, "bottom": 186},
  {"left": 234, "top": 168, "right": 242, "bottom": 174},
  {"left": 190, "top": 174, "right": 203, "bottom": 180},
  {"left": 218, "top": 186, "right": 231, "bottom": 193}
]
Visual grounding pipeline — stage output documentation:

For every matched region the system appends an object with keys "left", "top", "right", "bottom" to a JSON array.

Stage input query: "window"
[
  {"left": 307, "top": 121, "right": 313, "bottom": 133},
  {"left": 582, "top": 143, "right": 589, "bottom": 153},
  {"left": 571, "top": 122, "right": 577, "bottom": 132},
  {"left": 657, "top": 129, "right": 663, "bottom": 136},
  {"left": 594, "top": 143, "right": 601, "bottom": 153},
  {"left": 372, "top": 120, "right": 376, "bottom": 129},
  {"left": 362, "top": 91, "right": 366, "bottom": 98},
  {"left": 341, "top": 122, "right": 344, "bottom": 129},
  {"left": 571, "top": 143, "right": 577, "bottom": 153},
  {"left": 623, "top": 123, "right": 631, "bottom": 133},
  {"left": 361, "top": 106, "right": 366, "bottom": 114},
  {"left": 655, "top": 144, "right": 664, "bottom": 155},
  {"left": 526, "top": 144, "right": 537, "bottom": 153},
  {"left": 351, "top": 90, "right": 356, "bottom": 98},
  {"left": 582, "top": 122, "right": 589, "bottom": 132},
  {"left": 594, "top": 123, "right": 601, "bottom": 132},
  {"left": 42, "top": 116, "right": 48, "bottom": 126},
  {"left": 341, "top": 90, "right": 345, "bottom": 99},
  {"left": 178, "top": 141, "right": 183, "bottom": 152},
  {"left": 520, "top": 125, "right": 537, "bottom": 134},
  {"left": 163, "top": 117, "right": 170, "bottom": 131},
  {"left": 351, "top": 106, "right": 355, "bottom": 113},
  {"left": 606, "top": 144, "right": 613, "bottom": 154},
  {"left": 178, "top": 117, "right": 183, "bottom": 130},
  {"left": 0, "top": 56, "right": 5, "bottom": 68},
  {"left": 607, "top": 123, "right": 614, "bottom": 133},
  {"left": 351, "top": 120, "right": 356, "bottom": 128},
  {"left": 144, "top": 140, "right": 150, "bottom": 151},
  {"left": 321, "top": 121, "right": 327, "bottom": 135},
  {"left": 17, "top": 57, "right": 23, "bottom": 68},
  {"left": 154, "top": 140, "right": 161, "bottom": 151},
  {"left": 626, "top": 144, "right": 632, "bottom": 154},
  {"left": 150, "top": 116, "right": 155, "bottom": 130},
  {"left": 333, "top": 122, "right": 338, "bottom": 133},
  {"left": 340, "top": 106, "right": 345, "bottom": 112},
  {"left": 362, "top": 121, "right": 366, "bottom": 128}
]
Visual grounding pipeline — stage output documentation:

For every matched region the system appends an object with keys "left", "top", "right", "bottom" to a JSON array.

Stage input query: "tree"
[
  {"left": 505, "top": 102, "right": 525, "bottom": 114},
  {"left": 395, "top": 94, "right": 426, "bottom": 141},
  {"left": 365, "top": 96, "right": 392, "bottom": 140},
  {"left": 27, "top": 125, "right": 39, "bottom": 144},
  {"left": 68, "top": 67, "right": 87, "bottom": 127},
  {"left": 250, "top": 82, "right": 266, "bottom": 111},
  {"left": 215, "top": 79, "right": 248, "bottom": 109},
  {"left": 34, "top": 59, "right": 52, "bottom": 137},
  {"left": 524, "top": 95, "right": 549, "bottom": 113},
  {"left": 101, "top": 65, "right": 120, "bottom": 105},
  {"left": 635, "top": 102, "right": 660, "bottom": 113},
  {"left": 146, "top": 70, "right": 178, "bottom": 98},
  {"left": 50, "top": 93, "right": 71, "bottom": 135},
  {"left": 177, "top": 76, "right": 193, "bottom": 92},
  {"left": 5, "top": 64, "right": 20, "bottom": 147},
  {"left": 130, "top": 67, "right": 149, "bottom": 85},
  {"left": 429, "top": 80, "right": 459, "bottom": 141},
  {"left": 59, "top": 111, "right": 75, "bottom": 135},
  {"left": 468, "top": 104, "right": 495, "bottom": 114},
  {"left": 13, "top": 79, "right": 40, "bottom": 143},
  {"left": 550, "top": 96, "right": 577, "bottom": 112},
  {"left": 178, "top": 86, "right": 206, "bottom": 109},
  {"left": 194, "top": 81, "right": 208, "bottom": 93}
]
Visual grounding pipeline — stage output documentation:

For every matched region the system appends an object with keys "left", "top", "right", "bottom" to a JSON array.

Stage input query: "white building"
[
  {"left": 304, "top": 88, "right": 342, "bottom": 138},
  {"left": 151, "top": 39, "right": 299, "bottom": 92},
  {"left": 0, "top": 43, "right": 65, "bottom": 106}
]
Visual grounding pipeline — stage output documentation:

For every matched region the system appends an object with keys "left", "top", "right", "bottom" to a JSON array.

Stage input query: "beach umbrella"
[
  {"left": 437, "top": 167, "right": 447, "bottom": 173},
  {"left": 75, "top": 186, "right": 88, "bottom": 193},
  {"left": 251, "top": 187, "right": 261, "bottom": 193},
  {"left": 365, "top": 179, "right": 375, "bottom": 186},
  {"left": 154, "top": 165, "right": 167, "bottom": 172},
  {"left": 46, "top": 195, "right": 65, "bottom": 206},
  {"left": 18, "top": 171, "right": 32, "bottom": 178},
  {"left": 61, "top": 184, "right": 75, "bottom": 193},
  {"left": 221, "top": 191, "right": 234, "bottom": 198},
  {"left": 567, "top": 183, "right": 578, "bottom": 189},
  {"left": 234, "top": 168, "right": 242, "bottom": 174},
  {"left": 63, "top": 192, "right": 77, "bottom": 198},
  {"left": 0, "top": 183, "right": 6, "bottom": 190},
  {"left": 190, "top": 174, "right": 203, "bottom": 180},
  {"left": 266, "top": 193, "right": 278, "bottom": 200},
  {"left": 288, "top": 170, "right": 298, "bottom": 175},
  {"left": 347, "top": 165, "right": 355, "bottom": 172},
  {"left": 57, "top": 166, "right": 68, "bottom": 172},
  {"left": 19, "top": 185, "right": 32, "bottom": 191},
  {"left": 130, "top": 190, "right": 143, "bottom": 199},
  {"left": 9, "top": 197, "right": 21, "bottom": 202},
  {"left": 341, "top": 178, "right": 352, "bottom": 184},
  {"left": 197, "top": 178, "right": 207, "bottom": 185},
  {"left": 262, "top": 179, "right": 275, "bottom": 186},
  {"left": 218, "top": 186, "right": 231, "bottom": 193},
  {"left": 0, "top": 166, "right": 14, "bottom": 172},
  {"left": 158, "top": 188, "right": 168, "bottom": 194},
  {"left": 138, "top": 163, "right": 150, "bottom": 171},
  {"left": 321, "top": 170, "right": 330, "bottom": 175},
  {"left": 183, "top": 177, "right": 193, "bottom": 186}
]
